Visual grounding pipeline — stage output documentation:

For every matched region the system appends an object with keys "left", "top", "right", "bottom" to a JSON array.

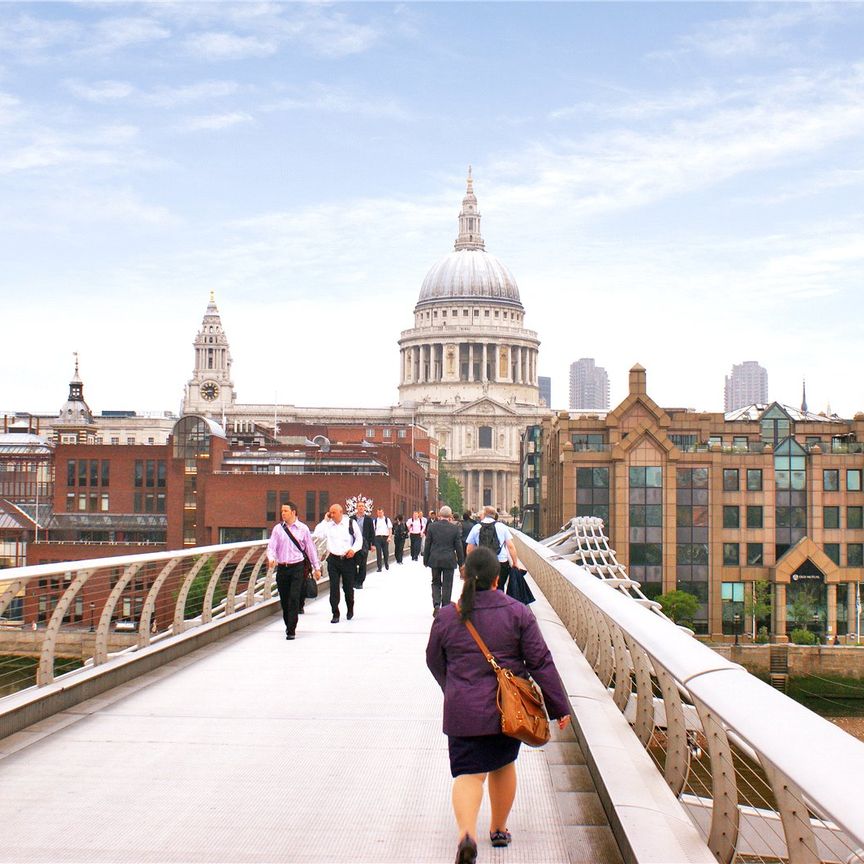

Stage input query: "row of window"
[
  {"left": 66, "top": 460, "right": 110, "bottom": 488},
  {"left": 363, "top": 428, "right": 408, "bottom": 439},
  {"left": 134, "top": 460, "right": 167, "bottom": 488},
  {"left": 421, "top": 308, "right": 522, "bottom": 321},
  {"left": 722, "top": 542, "right": 863, "bottom": 567}
]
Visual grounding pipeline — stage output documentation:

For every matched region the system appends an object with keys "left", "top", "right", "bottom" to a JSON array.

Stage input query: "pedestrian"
[
  {"left": 393, "top": 514, "right": 408, "bottom": 564},
  {"left": 351, "top": 499, "right": 376, "bottom": 588},
  {"left": 465, "top": 506, "right": 522, "bottom": 593},
  {"left": 314, "top": 503, "right": 362, "bottom": 623},
  {"left": 373, "top": 506, "right": 393, "bottom": 571},
  {"left": 426, "top": 547, "right": 571, "bottom": 864},
  {"left": 423, "top": 505, "right": 465, "bottom": 613},
  {"left": 460, "top": 510, "right": 477, "bottom": 558},
  {"left": 266, "top": 501, "right": 321, "bottom": 641},
  {"left": 407, "top": 510, "right": 427, "bottom": 561}
]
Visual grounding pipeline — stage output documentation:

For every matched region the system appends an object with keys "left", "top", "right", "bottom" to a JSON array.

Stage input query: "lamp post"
[
  {"left": 733, "top": 613, "right": 740, "bottom": 646},
  {"left": 89, "top": 602, "right": 95, "bottom": 633},
  {"left": 812, "top": 611, "right": 820, "bottom": 643}
]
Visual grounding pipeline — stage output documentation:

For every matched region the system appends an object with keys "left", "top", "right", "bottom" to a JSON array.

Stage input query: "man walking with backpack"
[{"left": 465, "top": 506, "right": 522, "bottom": 592}]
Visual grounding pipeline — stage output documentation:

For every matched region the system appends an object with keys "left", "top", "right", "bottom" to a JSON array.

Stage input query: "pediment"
[
  {"left": 607, "top": 393, "right": 671, "bottom": 430},
  {"left": 452, "top": 397, "right": 519, "bottom": 417},
  {"left": 612, "top": 420, "right": 676, "bottom": 458},
  {"left": 773, "top": 537, "right": 840, "bottom": 584}
]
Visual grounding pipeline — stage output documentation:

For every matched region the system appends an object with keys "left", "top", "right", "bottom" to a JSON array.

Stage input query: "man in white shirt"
[
  {"left": 465, "top": 506, "right": 522, "bottom": 591},
  {"left": 373, "top": 507, "right": 392, "bottom": 571},
  {"left": 315, "top": 503, "right": 363, "bottom": 623}
]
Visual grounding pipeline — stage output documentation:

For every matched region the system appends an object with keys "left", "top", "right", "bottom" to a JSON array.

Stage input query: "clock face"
[{"left": 201, "top": 382, "right": 220, "bottom": 401}]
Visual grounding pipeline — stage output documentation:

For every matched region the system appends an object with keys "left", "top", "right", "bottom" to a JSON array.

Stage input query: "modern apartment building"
[
  {"left": 569, "top": 358, "right": 610, "bottom": 410},
  {"left": 724, "top": 361, "right": 768, "bottom": 412}
]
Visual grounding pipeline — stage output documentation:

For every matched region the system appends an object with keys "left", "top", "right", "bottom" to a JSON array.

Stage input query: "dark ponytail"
[{"left": 459, "top": 546, "right": 499, "bottom": 622}]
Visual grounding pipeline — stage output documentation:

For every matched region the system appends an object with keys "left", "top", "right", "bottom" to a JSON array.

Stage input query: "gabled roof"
[{"left": 773, "top": 537, "right": 840, "bottom": 584}]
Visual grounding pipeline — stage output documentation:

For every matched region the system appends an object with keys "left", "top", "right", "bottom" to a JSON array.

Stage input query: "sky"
[{"left": 2, "top": 1, "right": 863, "bottom": 419}]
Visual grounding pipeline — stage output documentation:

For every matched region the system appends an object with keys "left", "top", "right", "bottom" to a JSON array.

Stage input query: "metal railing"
[
  {"left": 0, "top": 540, "right": 275, "bottom": 693},
  {"left": 514, "top": 520, "right": 864, "bottom": 864}
]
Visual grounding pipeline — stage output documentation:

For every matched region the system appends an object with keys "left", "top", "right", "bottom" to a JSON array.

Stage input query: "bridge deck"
[{"left": 0, "top": 559, "right": 622, "bottom": 864}]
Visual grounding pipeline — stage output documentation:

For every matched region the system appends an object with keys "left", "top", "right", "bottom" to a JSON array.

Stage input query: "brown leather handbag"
[{"left": 464, "top": 619, "right": 551, "bottom": 747}]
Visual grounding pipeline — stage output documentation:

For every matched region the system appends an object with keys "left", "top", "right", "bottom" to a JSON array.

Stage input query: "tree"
[
  {"left": 789, "top": 588, "right": 818, "bottom": 629},
  {"left": 437, "top": 449, "right": 464, "bottom": 514},
  {"left": 657, "top": 589, "right": 699, "bottom": 628},
  {"left": 744, "top": 580, "right": 772, "bottom": 637}
]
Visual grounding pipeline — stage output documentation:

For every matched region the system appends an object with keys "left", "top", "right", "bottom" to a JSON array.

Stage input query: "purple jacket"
[{"left": 425, "top": 589, "right": 571, "bottom": 736}]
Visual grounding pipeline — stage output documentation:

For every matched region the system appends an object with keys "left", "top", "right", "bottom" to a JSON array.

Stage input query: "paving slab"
[{"left": 0, "top": 559, "right": 621, "bottom": 864}]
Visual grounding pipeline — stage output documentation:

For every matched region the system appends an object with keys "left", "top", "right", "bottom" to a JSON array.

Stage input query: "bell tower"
[{"left": 183, "top": 293, "right": 236, "bottom": 416}]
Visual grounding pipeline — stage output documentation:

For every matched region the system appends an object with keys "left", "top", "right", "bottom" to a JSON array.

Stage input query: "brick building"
[{"left": 531, "top": 364, "right": 864, "bottom": 642}]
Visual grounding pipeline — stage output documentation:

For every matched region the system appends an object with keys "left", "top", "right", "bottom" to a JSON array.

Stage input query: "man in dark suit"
[
  {"left": 351, "top": 499, "right": 376, "bottom": 589},
  {"left": 422, "top": 505, "right": 465, "bottom": 613}
]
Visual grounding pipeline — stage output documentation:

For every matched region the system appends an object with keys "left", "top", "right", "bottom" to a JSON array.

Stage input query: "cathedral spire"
[
  {"left": 801, "top": 379, "right": 808, "bottom": 414},
  {"left": 57, "top": 352, "right": 94, "bottom": 428},
  {"left": 454, "top": 165, "right": 485, "bottom": 251}
]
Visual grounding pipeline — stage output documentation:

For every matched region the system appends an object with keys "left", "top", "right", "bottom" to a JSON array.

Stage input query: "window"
[
  {"left": 576, "top": 467, "right": 610, "bottom": 524},
  {"left": 365, "top": 428, "right": 375, "bottom": 438},
  {"left": 746, "top": 469, "right": 763, "bottom": 491},
  {"left": 266, "top": 490, "right": 277, "bottom": 523},
  {"left": 478, "top": 426, "right": 493, "bottom": 449},
  {"left": 746, "top": 506, "right": 763, "bottom": 529},
  {"left": 134, "top": 461, "right": 144, "bottom": 488},
  {"left": 824, "top": 506, "right": 840, "bottom": 529},
  {"left": 848, "top": 469, "right": 862, "bottom": 492},
  {"left": 102, "top": 460, "right": 110, "bottom": 487},
  {"left": 732, "top": 436, "right": 749, "bottom": 452},
  {"left": 67, "top": 461, "right": 75, "bottom": 486},
  {"left": 629, "top": 467, "right": 662, "bottom": 488},
  {"left": 746, "top": 543, "right": 763, "bottom": 565},
  {"left": 824, "top": 469, "right": 840, "bottom": 491},
  {"left": 398, "top": 429, "right": 407, "bottom": 438},
  {"left": 571, "top": 433, "right": 607, "bottom": 452},
  {"left": 723, "top": 543, "right": 740, "bottom": 565},
  {"left": 824, "top": 543, "right": 840, "bottom": 565},
  {"left": 111, "top": 437, "right": 119, "bottom": 445},
  {"left": 306, "top": 491, "right": 316, "bottom": 523},
  {"left": 126, "top": 437, "right": 135, "bottom": 445},
  {"left": 722, "top": 469, "right": 739, "bottom": 491},
  {"left": 723, "top": 506, "right": 740, "bottom": 529},
  {"left": 848, "top": 544, "right": 864, "bottom": 566},
  {"left": 848, "top": 507, "right": 863, "bottom": 530},
  {"left": 383, "top": 429, "right": 391, "bottom": 438}
]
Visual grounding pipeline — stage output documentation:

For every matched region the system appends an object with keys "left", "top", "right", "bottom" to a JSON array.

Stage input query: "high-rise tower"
[
  {"left": 569, "top": 359, "right": 610, "bottom": 410},
  {"left": 724, "top": 361, "right": 768, "bottom": 412}
]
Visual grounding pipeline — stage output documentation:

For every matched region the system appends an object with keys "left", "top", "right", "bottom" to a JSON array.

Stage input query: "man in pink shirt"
[{"left": 266, "top": 501, "right": 321, "bottom": 640}]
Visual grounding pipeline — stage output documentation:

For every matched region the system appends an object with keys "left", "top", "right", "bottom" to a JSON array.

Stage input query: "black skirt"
[{"left": 448, "top": 732, "right": 521, "bottom": 777}]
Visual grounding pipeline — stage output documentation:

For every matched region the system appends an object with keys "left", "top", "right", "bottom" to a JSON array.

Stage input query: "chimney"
[{"left": 629, "top": 364, "right": 647, "bottom": 395}]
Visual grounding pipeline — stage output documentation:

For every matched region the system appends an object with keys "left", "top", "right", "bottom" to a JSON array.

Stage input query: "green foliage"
[
  {"left": 789, "top": 588, "right": 818, "bottom": 628},
  {"left": 657, "top": 589, "right": 699, "bottom": 627},
  {"left": 744, "top": 580, "right": 772, "bottom": 623},
  {"left": 182, "top": 558, "right": 226, "bottom": 619},
  {"left": 755, "top": 625, "right": 770, "bottom": 644},
  {"left": 437, "top": 451, "right": 464, "bottom": 514},
  {"left": 790, "top": 628, "right": 817, "bottom": 645}
]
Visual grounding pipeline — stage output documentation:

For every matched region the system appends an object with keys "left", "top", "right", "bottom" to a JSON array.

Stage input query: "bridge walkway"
[{"left": 0, "top": 558, "right": 622, "bottom": 864}]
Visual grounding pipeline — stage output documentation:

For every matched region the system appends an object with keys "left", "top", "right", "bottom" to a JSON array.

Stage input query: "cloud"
[
  {"left": 184, "top": 31, "right": 277, "bottom": 60},
  {"left": 91, "top": 16, "right": 171, "bottom": 53},
  {"left": 264, "top": 84, "right": 414, "bottom": 121},
  {"left": 184, "top": 111, "right": 253, "bottom": 131},
  {"left": 654, "top": 4, "right": 845, "bottom": 61},
  {"left": 65, "top": 79, "right": 135, "bottom": 103},
  {"left": 146, "top": 80, "right": 241, "bottom": 107}
]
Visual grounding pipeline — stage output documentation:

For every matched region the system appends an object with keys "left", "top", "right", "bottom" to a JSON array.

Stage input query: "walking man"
[
  {"left": 465, "top": 505, "right": 522, "bottom": 592},
  {"left": 352, "top": 499, "right": 376, "bottom": 588},
  {"left": 315, "top": 503, "right": 362, "bottom": 623},
  {"left": 266, "top": 501, "right": 321, "bottom": 640},
  {"left": 407, "top": 510, "right": 427, "bottom": 561},
  {"left": 422, "top": 505, "right": 464, "bottom": 613},
  {"left": 373, "top": 507, "right": 392, "bottom": 571},
  {"left": 393, "top": 515, "right": 408, "bottom": 564}
]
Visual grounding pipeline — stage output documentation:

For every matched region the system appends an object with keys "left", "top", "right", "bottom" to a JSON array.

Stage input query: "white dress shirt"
[{"left": 318, "top": 517, "right": 363, "bottom": 557}]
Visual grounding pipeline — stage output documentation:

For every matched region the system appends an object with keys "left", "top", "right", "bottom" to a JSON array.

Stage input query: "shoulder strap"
[
  {"left": 462, "top": 617, "right": 501, "bottom": 672},
  {"left": 281, "top": 522, "right": 310, "bottom": 562}
]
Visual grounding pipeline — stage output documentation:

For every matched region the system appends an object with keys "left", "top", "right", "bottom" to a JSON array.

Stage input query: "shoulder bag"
[
  {"left": 462, "top": 618, "right": 550, "bottom": 747},
  {"left": 281, "top": 523, "right": 317, "bottom": 598}
]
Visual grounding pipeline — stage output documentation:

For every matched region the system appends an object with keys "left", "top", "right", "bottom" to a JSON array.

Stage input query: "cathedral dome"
[
  {"left": 415, "top": 167, "right": 523, "bottom": 312},
  {"left": 417, "top": 249, "right": 522, "bottom": 309}
]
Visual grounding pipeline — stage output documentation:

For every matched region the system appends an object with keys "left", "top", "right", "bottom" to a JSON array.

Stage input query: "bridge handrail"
[{"left": 513, "top": 529, "right": 864, "bottom": 863}]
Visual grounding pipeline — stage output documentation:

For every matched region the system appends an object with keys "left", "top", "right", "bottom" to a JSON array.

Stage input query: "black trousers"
[
  {"left": 394, "top": 535, "right": 406, "bottom": 563},
  {"left": 497, "top": 561, "right": 511, "bottom": 592},
  {"left": 328, "top": 555, "right": 355, "bottom": 615},
  {"left": 374, "top": 536, "right": 390, "bottom": 570},
  {"left": 410, "top": 534, "right": 422, "bottom": 560},
  {"left": 354, "top": 549, "right": 369, "bottom": 586},
  {"left": 276, "top": 562, "right": 305, "bottom": 637},
  {"left": 431, "top": 567, "right": 456, "bottom": 609}
]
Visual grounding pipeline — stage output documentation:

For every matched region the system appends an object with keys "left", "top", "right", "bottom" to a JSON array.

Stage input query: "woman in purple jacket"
[{"left": 426, "top": 546, "right": 571, "bottom": 864}]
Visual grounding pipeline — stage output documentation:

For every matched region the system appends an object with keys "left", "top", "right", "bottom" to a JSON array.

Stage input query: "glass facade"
[
  {"left": 629, "top": 466, "right": 662, "bottom": 598},
  {"left": 676, "top": 467, "right": 709, "bottom": 631}
]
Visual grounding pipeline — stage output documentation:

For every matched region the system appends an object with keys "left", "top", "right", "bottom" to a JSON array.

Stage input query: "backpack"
[{"left": 478, "top": 521, "right": 501, "bottom": 555}]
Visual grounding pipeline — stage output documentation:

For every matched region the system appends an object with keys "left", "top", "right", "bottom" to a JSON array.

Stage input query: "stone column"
[
  {"left": 481, "top": 344, "right": 488, "bottom": 382},
  {"left": 848, "top": 583, "right": 858, "bottom": 637},
  {"left": 827, "top": 583, "right": 837, "bottom": 643},
  {"left": 468, "top": 344, "right": 474, "bottom": 382},
  {"left": 773, "top": 583, "right": 787, "bottom": 641}
]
